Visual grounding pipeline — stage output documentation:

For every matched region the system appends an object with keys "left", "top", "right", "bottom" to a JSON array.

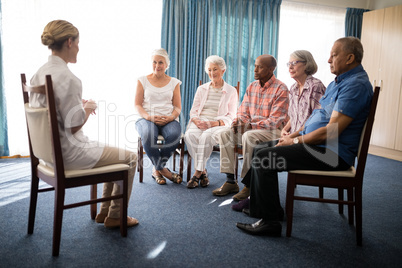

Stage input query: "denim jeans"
[{"left": 136, "top": 118, "right": 181, "bottom": 170}]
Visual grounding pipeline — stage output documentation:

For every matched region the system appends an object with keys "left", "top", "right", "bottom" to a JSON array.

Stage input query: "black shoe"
[{"left": 236, "top": 219, "right": 281, "bottom": 236}]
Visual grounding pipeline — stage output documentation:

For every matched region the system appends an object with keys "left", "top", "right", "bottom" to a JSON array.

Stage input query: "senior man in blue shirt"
[{"left": 236, "top": 37, "right": 373, "bottom": 236}]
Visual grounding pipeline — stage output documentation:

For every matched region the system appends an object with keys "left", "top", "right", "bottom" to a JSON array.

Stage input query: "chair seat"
[
  {"left": 156, "top": 134, "right": 185, "bottom": 145},
  {"left": 289, "top": 166, "right": 356, "bottom": 177},
  {"left": 38, "top": 163, "right": 130, "bottom": 178}
]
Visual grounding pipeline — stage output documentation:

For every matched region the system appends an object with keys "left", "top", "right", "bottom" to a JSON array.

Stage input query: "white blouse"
[{"left": 30, "top": 55, "right": 103, "bottom": 170}]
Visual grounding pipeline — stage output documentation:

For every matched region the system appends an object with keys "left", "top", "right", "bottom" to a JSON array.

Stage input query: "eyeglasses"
[{"left": 286, "top": 61, "right": 306, "bottom": 67}]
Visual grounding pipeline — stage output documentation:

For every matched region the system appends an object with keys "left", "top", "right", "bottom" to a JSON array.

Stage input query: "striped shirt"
[
  {"left": 199, "top": 86, "right": 223, "bottom": 121},
  {"left": 237, "top": 74, "right": 289, "bottom": 130},
  {"left": 288, "top": 75, "right": 326, "bottom": 133}
]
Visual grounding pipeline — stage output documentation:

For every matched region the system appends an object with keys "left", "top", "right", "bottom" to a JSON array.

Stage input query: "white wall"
[
  {"left": 371, "top": 0, "right": 402, "bottom": 9},
  {"left": 285, "top": 0, "right": 402, "bottom": 10}
]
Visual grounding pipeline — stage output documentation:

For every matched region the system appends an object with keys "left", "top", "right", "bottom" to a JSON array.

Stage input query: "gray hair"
[
  {"left": 335, "top": 37, "right": 364, "bottom": 64},
  {"left": 152, "top": 48, "right": 170, "bottom": 70},
  {"left": 205, "top": 55, "right": 226, "bottom": 73},
  {"left": 290, "top": 50, "right": 318, "bottom": 75}
]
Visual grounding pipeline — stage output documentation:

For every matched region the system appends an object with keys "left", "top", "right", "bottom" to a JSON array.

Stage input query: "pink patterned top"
[{"left": 288, "top": 75, "right": 326, "bottom": 133}]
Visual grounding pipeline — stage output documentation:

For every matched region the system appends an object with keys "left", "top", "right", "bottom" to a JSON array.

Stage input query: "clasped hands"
[
  {"left": 231, "top": 119, "right": 251, "bottom": 135},
  {"left": 83, "top": 99, "right": 97, "bottom": 115},
  {"left": 151, "top": 115, "right": 174, "bottom": 126},
  {"left": 193, "top": 118, "right": 215, "bottom": 130}
]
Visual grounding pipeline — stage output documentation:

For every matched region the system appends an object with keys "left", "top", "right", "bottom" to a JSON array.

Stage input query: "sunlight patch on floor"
[
  {"left": 147, "top": 241, "right": 167, "bottom": 259},
  {"left": 218, "top": 198, "right": 233, "bottom": 207},
  {"left": 207, "top": 199, "right": 217, "bottom": 205}
]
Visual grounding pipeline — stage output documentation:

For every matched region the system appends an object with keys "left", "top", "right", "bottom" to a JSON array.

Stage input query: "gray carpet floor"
[{"left": 0, "top": 153, "right": 401, "bottom": 267}]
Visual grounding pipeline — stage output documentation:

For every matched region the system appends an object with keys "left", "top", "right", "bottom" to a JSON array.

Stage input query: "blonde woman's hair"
[
  {"left": 152, "top": 48, "right": 170, "bottom": 70},
  {"left": 41, "top": 20, "right": 79, "bottom": 51}
]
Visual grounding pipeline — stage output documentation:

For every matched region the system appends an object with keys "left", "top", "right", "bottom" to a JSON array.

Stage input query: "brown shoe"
[
  {"left": 233, "top": 186, "right": 250, "bottom": 201},
  {"left": 187, "top": 176, "right": 199, "bottom": 189},
  {"left": 200, "top": 170, "right": 209, "bottom": 187},
  {"left": 95, "top": 213, "right": 107, "bottom": 223},
  {"left": 104, "top": 216, "right": 139, "bottom": 228},
  {"left": 212, "top": 182, "right": 239, "bottom": 196}
]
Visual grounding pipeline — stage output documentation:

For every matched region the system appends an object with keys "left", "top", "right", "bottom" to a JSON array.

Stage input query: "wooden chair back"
[{"left": 285, "top": 86, "right": 380, "bottom": 246}]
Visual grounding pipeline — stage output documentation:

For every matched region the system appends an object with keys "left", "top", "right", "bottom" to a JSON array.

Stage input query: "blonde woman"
[
  {"left": 135, "top": 48, "right": 182, "bottom": 185},
  {"left": 31, "top": 20, "right": 138, "bottom": 228}
]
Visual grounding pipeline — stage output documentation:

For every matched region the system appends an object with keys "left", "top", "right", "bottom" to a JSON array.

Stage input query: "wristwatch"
[{"left": 293, "top": 137, "right": 299, "bottom": 144}]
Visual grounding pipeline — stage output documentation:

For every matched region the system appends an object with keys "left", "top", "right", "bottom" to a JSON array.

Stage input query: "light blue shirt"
[{"left": 301, "top": 65, "right": 373, "bottom": 166}]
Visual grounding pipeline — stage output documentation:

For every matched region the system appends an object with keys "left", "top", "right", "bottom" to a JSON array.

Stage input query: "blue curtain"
[
  {"left": 0, "top": 3, "right": 9, "bottom": 157},
  {"left": 162, "top": 0, "right": 210, "bottom": 132},
  {"left": 162, "top": 0, "right": 282, "bottom": 131},
  {"left": 345, "top": 7, "right": 370, "bottom": 38}
]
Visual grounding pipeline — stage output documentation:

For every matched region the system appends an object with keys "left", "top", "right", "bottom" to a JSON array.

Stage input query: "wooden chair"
[
  {"left": 137, "top": 134, "right": 185, "bottom": 183},
  {"left": 285, "top": 86, "right": 380, "bottom": 246},
  {"left": 21, "top": 74, "right": 130, "bottom": 256},
  {"left": 185, "top": 81, "right": 240, "bottom": 181}
]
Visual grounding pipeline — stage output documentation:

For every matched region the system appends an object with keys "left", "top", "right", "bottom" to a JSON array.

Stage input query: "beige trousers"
[
  {"left": 93, "top": 146, "right": 137, "bottom": 219},
  {"left": 184, "top": 122, "right": 228, "bottom": 172},
  {"left": 218, "top": 128, "right": 281, "bottom": 178}
]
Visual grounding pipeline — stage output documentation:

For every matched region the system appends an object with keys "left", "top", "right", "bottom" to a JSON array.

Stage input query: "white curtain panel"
[
  {"left": 277, "top": 1, "right": 346, "bottom": 89},
  {"left": 2, "top": 0, "right": 162, "bottom": 156}
]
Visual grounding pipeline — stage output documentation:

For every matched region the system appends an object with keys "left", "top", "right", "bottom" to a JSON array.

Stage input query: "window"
[
  {"left": 2, "top": 0, "right": 162, "bottom": 155},
  {"left": 277, "top": 1, "right": 346, "bottom": 88}
]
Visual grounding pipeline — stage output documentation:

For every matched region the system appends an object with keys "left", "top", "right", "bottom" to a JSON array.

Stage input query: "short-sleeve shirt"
[
  {"left": 138, "top": 76, "right": 182, "bottom": 122},
  {"left": 288, "top": 75, "right": 325, "bottom": 133},
  {"left": 301, "top": 65, "right": 373, "bottom": 166},
  {"left": 30, "top": 55, "right": 103, "bottom": 170}
]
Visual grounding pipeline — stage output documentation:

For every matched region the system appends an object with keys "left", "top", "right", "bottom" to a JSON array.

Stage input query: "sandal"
[
  {"left": 152, "top": 169, "right": 166, "bottom": 185},
  {"left": 200, "top": 169, "right": 209, "bottom": 187},
  {"left": 187, "top": 176, "right": 199, "bottom": 189},
  {"left": 164, "top": 168, "right": 183, "bottom": 184}
]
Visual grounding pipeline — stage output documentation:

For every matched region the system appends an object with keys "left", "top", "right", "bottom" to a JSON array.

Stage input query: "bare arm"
[{"left": 134, "top": 80, "right": 150, "bottom": 120}]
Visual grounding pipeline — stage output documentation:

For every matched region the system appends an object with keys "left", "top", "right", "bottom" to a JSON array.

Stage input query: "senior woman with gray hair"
[
  {"left": 135, "top": 48, "right": 182, "bottom": 185},
  {"left": 282, "top": 50, "right": 326, "bottom": 136},
  {"left": 184, "top": 55, "right": 238, "bottom": 189}
]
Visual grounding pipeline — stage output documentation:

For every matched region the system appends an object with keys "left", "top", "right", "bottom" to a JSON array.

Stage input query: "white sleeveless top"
[{"left": 138, "top": 76, "right": 182, "bottom": 122}]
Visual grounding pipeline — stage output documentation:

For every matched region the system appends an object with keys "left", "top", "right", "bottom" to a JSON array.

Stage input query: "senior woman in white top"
[
  {"left": 135, "top": 48, "right": 182, "bottom": 185},
  {"left": 184, "top": 55, "right": 238, "bottom": 189}
]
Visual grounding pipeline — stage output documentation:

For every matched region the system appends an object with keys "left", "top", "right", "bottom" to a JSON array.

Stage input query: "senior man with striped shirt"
[{"left": 212, "top": 54, "right": 289, "bottom": 197}]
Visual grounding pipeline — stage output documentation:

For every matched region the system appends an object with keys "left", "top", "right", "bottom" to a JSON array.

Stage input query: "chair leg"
[
  {"left": 179, "top": 141, "right": 184, "bottom": 180},
  {"left": 28, "top": 175, "right": 39, "bottom": 234},
  {"left": 90, "top": 185, "right": 97, "bottom": 220},
  {"left": 355, "top": 187, "right": 363, "bottom": 246},
  {"left": 120, "top": 174, "right": 128, "bottom": 237},
  {"left": 286, "top": 175, "right": 296, "bottom": 237},
  {"left": 338, "top": 188, "right": 344, "bottom": 215},
  {"left": 347, "top": 187, "right": 354, "bottom": 225},
  {"left": 187, "top": 153, "right": 192, "bottom": 182},
  {"left": 234, "top": 146, "right": 239, "bottom": 182},
  {"left": 52, "top": 187, "right": 65, "bottom": 256},
  {"left": 173, "top": 149, "right": 177, "bottom": 172},
  {"left": 319, "top": 186, "right": 324, "bottom": 199},
  {"left": 138, "top": 137, "right": 143, "bottom": 183}
]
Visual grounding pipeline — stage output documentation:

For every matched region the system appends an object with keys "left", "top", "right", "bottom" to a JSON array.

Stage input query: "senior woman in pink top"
[
  {"left": 184, "top": 55, "right": 238, "bottom": 189},
  {"left": 282, "top": 50, "right": 326, "bottom": 135}
]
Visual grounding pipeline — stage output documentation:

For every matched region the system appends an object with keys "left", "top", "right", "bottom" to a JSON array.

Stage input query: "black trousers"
[{"left": 247, "top": 142, "right": 350, "bottom": 220}]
